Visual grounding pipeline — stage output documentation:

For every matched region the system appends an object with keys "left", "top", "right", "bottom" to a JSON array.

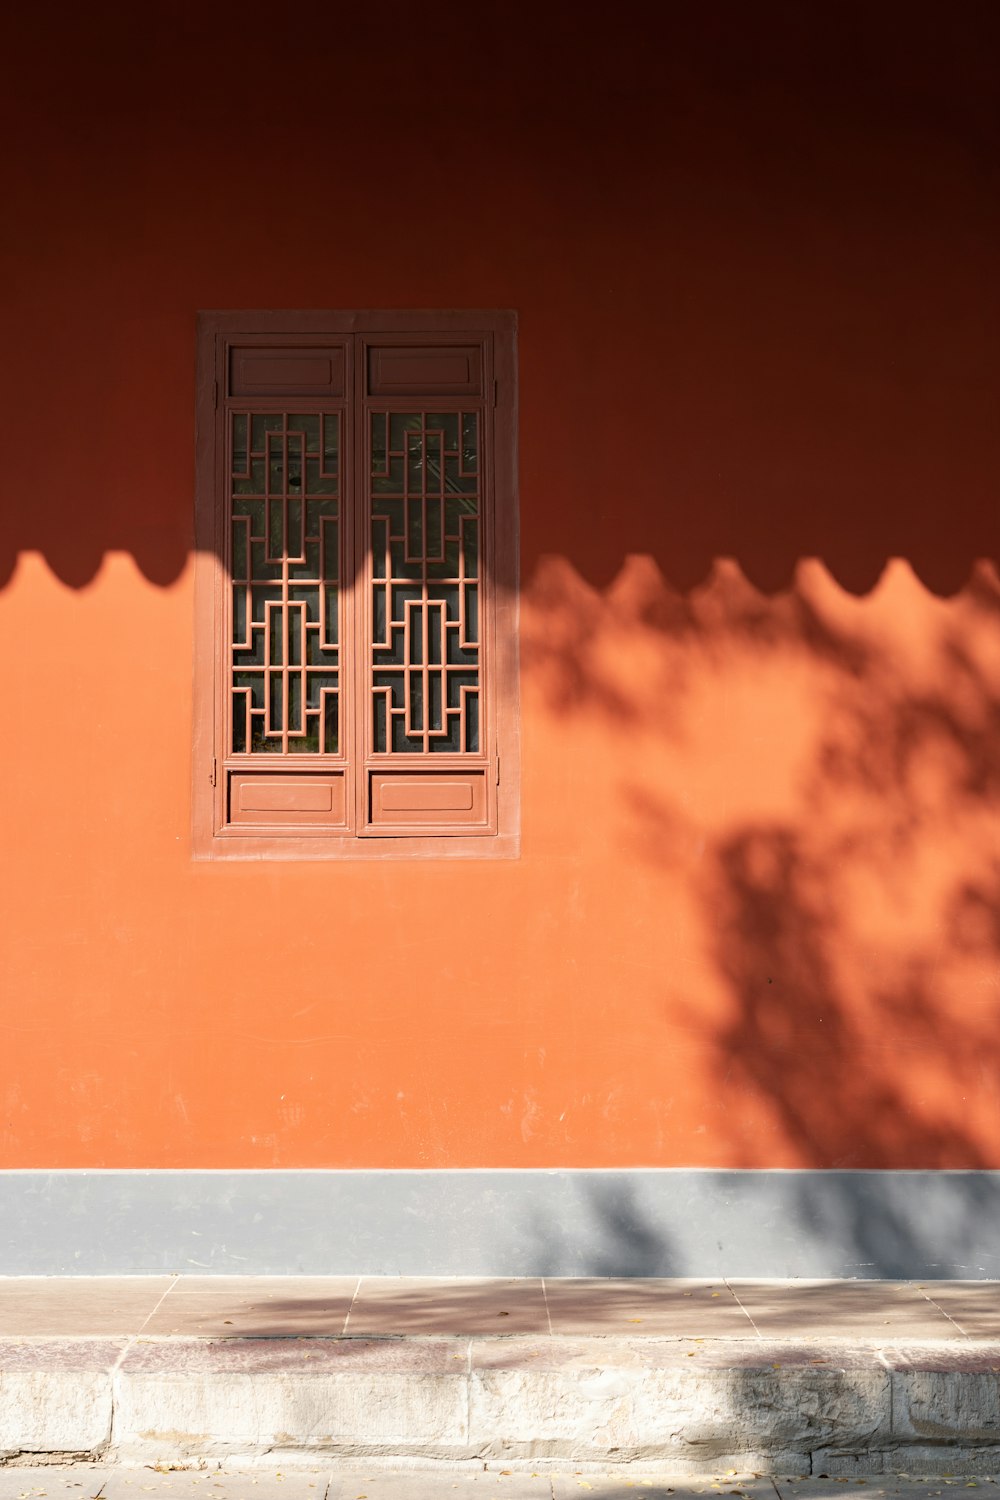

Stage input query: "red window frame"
[{"left": 192, "top": 311, "right": 519, "bottom": 859}]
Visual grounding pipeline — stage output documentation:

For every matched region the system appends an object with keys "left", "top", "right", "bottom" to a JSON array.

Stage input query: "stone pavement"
[
  {"left": 0, "top": 1474, "right": 997, "bottom": 1500},
  {"left": 0, "top": 1279, "right": 999, "bottom": 1474}
]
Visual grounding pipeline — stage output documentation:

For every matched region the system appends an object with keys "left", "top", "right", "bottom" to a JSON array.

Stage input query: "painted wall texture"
[{"left": 2, "top": 3, "right": 998, "bottom": 1171}]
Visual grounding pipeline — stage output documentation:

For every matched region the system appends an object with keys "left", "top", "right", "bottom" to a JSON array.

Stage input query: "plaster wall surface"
[{"left": 1, "top": 2, "right": 998, "bottom": 1181}]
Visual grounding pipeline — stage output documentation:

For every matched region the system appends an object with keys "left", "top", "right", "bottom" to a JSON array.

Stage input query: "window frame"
[{"left": 193, "top": 310, "right": 519, "bottom": 860}]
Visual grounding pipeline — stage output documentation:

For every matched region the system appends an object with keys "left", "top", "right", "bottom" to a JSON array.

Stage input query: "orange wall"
[{"left": 2, "top": 3, "right": 998, "bottom": 1170}]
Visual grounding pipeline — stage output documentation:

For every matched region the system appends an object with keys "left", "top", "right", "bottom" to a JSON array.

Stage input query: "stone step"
[{"left": 2, "top": 1336, "right": 1000, "bottom": 1473}]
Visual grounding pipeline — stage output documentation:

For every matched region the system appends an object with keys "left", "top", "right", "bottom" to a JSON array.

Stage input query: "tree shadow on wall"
[{"left": 522, "top": 551, "right": 1000, "bottom": 1272}]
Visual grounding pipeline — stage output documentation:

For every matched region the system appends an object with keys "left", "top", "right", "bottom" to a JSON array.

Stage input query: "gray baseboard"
[{"left": 1, "top": 1169, "right": 997, "bottom": 1278}]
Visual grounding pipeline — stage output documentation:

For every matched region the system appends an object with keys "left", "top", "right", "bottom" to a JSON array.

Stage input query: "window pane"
[
  {"left": 229, "top": 411, "right": 339, "bottom": 755},
  {"left": 368, "top": 410, "right": 482, "bottom": 754}
]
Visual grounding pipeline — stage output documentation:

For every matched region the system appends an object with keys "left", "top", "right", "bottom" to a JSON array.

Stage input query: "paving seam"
[
  {"left": 135, "top": 1278, "right": 179, "bottom": 1337},
  {"left": 723, "top": 1280, "right": 762, "bottom": 1339},
  {"left": 106, "top": 1336, "right": 138, "bottom": 1463},
  {"left": 341, "top": 1279, "right": 363, "bottom": 1337},
  {"left": 917, "top": 1291, "right": 972, "bottom": 1340},
  {"left": 539, "top": 1281, "right": 554, "bottom": 1338}
]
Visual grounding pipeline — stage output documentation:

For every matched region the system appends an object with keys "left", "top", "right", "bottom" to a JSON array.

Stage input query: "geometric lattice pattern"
[
  {"left": 370, "top": 411, "right": 480, "bottom": 754},
  {"left": 229, "top": 412, "right": 340, "bottom": 754}
]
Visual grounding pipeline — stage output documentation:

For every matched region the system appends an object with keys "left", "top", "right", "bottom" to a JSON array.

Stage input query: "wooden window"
[{"left": 193, "top": 312, "right": 519, "bottom": 858}]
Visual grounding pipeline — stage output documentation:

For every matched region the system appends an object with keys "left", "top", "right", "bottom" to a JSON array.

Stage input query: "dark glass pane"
[
  {"left": 409, "top": 673, "right": 423, "bottom": 733},
  {"left": 250, "top": 719, "right": 283, "bottom": 753},
  {"left": 269, "top": 608, "right": 283, "bottom": 666},
  {"left": 371, "top": 517, "right": 389, "bottom": 579},
  {"left": 288, "top": 539, "right": 320, "bottom": 582},
  {"left": 324, "top": 585, "right": 338, "bottom": 643},
  {"left": 232, "top": 583, "right": 247, "bottom": 641},
  {"left": 287, "top": 498, "right": 303, "bottom": 556},
  {"left": 324, "top": 693, "right": 338, "bottom": 753},
  {"left": 288, "top": 674, "right": 302, "bottom": 734},
  {"left": 251, "top": 414, "right": 283, "bottom": 448},
  {"left": 267, "top": 501, "right": 284, "bottom": 557},
  {"left": 305, "top": 459, "right": 337, "bottom": 494},
  {"left": 233, "top": 631, "right": 265, "bottom": 668},
  {"left": 251, "top": 585, "right": 281, "bottom": 622},
  {"left": 406, "top": 498, "right": 423, "bottom": 559},
  {"left": 462, "top": 518, "right": 478, "bottom": 576},
  {"left": 465, "top": 692, "right": 479, "bottom": 753},
  {"left": 234, "top": 672, "right": 265, "bottom": 709},
  {"left": 406, "top": 434, "right": 424, "bottom": 490},
  {"left": 289, "top": 414, "right": 320, "bottom": 452},
  {"left": 373, "top": 628, "right": 405, "bottom": 667},
  {"left": 249, "top": 546, "right": 281, "bottom": 583},
  {"left": 269, "top": 674, "right": 283, "bottom": 731},
  {"left": 286, "top": 434, "right": 303, "bottom": 491},
  {"left": 373, "top": 693, "right": 387, "bottom": 753},
  {"left": 306, "top": 631, "right": 338, "bottom": 666},
  {"left": 234, "top": 460, "right": 266, "bottom": 495},
  {"left": 426, "top": 498, "right": 443, "bottom": 559},
  {"left": 389, "top": 541, "right": 423, "bottom": 580},
  {"left": 373, "top": 585, "right": 386, "bottom": 642},
  {"left": 408, "top": 606, "right": 423, "bottom": 665},
  {"left": 286, "top": 586, "right": 318, "bottom": 623},
  {"left": 428, "top": 671, "right": 443, "bottom": 731},
  {"left": 268, "top": 438, "right": 285, "bottom": 495},
  {"left": 392, "top": 715, "right": 421, "bottom": 752},
  {"left": 370, "top": 412, "right": 387, "bottom": 469},
  {"left": 232, "top": 413, "right": 248, "bottom": 473},
  {"left": 232, "top": 523, "right": 249, "bottom": 581},
  {"left": 288, "top": 606, "right": 302, "bottom": 666},
  {"left": 446, "top": 629, "right": 478, "bottom": 665},
  {"left": 231, "top": 692, "right": 247, "bottom": 753},
  {"left": 390, "top": 412, "right": 422, "bottom": 449},
  {"left": 306, "top": 671, "right": 337, "bottom": 709},
  {"left": 428, "top": 606, "right": 442, "bottom": 663},
  {"left": 429, "top": 716, "right": 462, "bottom": 752},
  {"left": 322, "top": 413, "right": 338, "bottom": 468},
  {"left": 373, "top": 457, "right": 405, "bottom": 493},
  {"left": 461, "top": 412, "right": 478, "bottom": 471}
]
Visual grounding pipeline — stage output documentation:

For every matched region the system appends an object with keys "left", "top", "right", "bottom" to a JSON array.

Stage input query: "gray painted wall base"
[{"left": 1, "top": 1170, "right": 998, "bottom": 1279}]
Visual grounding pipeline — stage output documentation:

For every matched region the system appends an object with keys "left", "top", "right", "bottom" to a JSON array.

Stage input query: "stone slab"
[
  {"left": 549, "top": 1479, "right": 775, "bottom": 1500},
  {"left": 0, "top": 1283, "right": 173, "bottom": 1339},
  {"left": 102, "top": 1471, "right": 328, "bottom": 1500},
  {"left": 468, "top": 1341, "right": 890, "bottom": 1469},
  {"left": 327, "top": 1473, "right": 552, "bottom": 1500},
  {"left": 0, "top": 1470, "right": 110, "bottom": 1500},
  {"left": 0, "top": 1342, "right": 122, "bottom": 1457},
  {"left": 143, "top": 1280, "right": 358, "bottom": 1340},
  {"left": 114, "top": 1339, "right": 472, "bottom": 1464}
]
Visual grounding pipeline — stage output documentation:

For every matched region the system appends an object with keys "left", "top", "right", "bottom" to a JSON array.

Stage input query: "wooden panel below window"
[
  {"left": 368, "top": 769, "right": 488, "bottom": 829},
  {"left": 228, "top": 772, "right": 348, "bottom": 827}
]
